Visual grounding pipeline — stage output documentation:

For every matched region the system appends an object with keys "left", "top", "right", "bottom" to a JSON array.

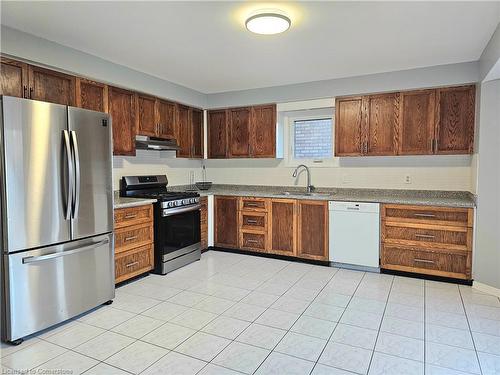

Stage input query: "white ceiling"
[{"left": 2, "top": 1, "right": 499, "bottom": 94}]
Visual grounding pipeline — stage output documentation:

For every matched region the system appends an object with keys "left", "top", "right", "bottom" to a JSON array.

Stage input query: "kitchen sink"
[{"left": 274, "top": 191, "right": 332, "bottom": 197}]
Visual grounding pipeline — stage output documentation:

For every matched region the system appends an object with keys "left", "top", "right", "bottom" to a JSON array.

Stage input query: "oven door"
[{"left": 155, "top": 204, "right": 201, "bottom": 262}]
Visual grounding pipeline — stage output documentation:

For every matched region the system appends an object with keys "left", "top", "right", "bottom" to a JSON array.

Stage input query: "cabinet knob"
[
  {"left": 23, "top": 85, "right": 28, "bottom": 98},
  {"left": 29, "top": 87, "right": 33, "bottom": 99}
]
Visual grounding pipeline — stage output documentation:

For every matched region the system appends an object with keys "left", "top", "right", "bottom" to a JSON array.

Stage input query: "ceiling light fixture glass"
[{"left": 245, "top": 12, "right": 291, "bottom": 35}]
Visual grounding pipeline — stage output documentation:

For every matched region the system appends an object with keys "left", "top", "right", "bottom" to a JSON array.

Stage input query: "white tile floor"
[{"left": 2, "top": 250, "right": 500, "bottom": 375}]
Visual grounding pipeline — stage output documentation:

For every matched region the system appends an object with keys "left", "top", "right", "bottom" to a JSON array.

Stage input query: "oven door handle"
[{"left": 163, "top": 204, "right": 201, "bottom": 217}]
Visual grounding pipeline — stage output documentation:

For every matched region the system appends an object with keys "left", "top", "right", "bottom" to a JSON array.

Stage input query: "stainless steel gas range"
[{"left": 120, "top": 175, "right": 201, "bottom": 274}]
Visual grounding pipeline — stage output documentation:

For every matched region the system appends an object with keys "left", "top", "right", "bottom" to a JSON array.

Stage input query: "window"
[
  {"left": 284, "top": 107, "right": 336, "bottom": 167},
  {"left": 293, "top": 118, "right": 333, "bottom": 159}
]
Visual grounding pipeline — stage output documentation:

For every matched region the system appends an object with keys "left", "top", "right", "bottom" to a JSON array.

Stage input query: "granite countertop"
[
  {"left": 170, "top": 184, "right": 476, "bottom": 208},
  {"left": 114, "top": 195, "right": 157, "bottom": 209}
]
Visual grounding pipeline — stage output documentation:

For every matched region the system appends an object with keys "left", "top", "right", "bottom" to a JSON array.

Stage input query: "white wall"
[
  {"left": 0, "top": 26, "right": 207, "bottom": 108},
  {"left": 473, "top": 79, "right": 500, "bottom": 289},
  {"left": 204, "top": 157, "right": 473, "bottom": 191},
  {"left": 112, "top": 152, "right": 202, "bottom": 190}
]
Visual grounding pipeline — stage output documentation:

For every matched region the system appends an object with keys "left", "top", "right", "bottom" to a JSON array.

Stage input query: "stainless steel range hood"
[{"left": 135, "top": 135, "right": 180, "bottom": 151}]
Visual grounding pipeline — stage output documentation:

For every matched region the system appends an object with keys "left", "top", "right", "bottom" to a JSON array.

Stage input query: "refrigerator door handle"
[
  {"left": 63, "top": 130, "right": 74, "bottom": 220},
  {"left": 22, "top": 238, "right": 110, "bottom": 264},
  {"left": 71, "top": 130, "right": 81, "bottom": 219}
]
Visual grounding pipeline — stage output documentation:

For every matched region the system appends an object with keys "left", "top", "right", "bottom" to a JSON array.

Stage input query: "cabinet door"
[
  {"left": 207, "top": 109, "right": 228, "bottom": 158},
  {"left": 251, "top": 104, "right": 276, "bottom": 158},
  {"left": 200, "top": 197, "right": 208, "bottom": 250},
  {"left": 28, "top": 65, "right": 75, "bottom": 106},
  {"left": 191, "top": 108, "right": 204, "bottom": 158},
  {"left": 399, "top": 90, "right": 435, "bottom": 155},
  {"left": 435, "top": 85, "right": 475, "bottom": 154},
  {"left": 108, "top": 87, "right": 137, "bottom": 156},
  {"left": 214, "top": 196, "right": 239, "bottom": 248},
  {"left": 176, "top": 104, "right": 191, "bottom": 158},
  {"left": 335, "top": 97, "right": 363, "bottom": 156},
  {"left": 229, "top": 107, "right": 251, "bottom": 157},
  {"left": 157, "top": 99, "right": 176, "bottom": 139},
  {"left": 363, "top": 93, "right": 400, "bottom": 156},
  {"left": 75, "top": 78, "right": 108, "bottom": 112},
  {"left": 268, "top": 199, "right": 296, "bottom": 256},
  {"left": 297, "top": 200, "right": 328, "bottom": 261},
  {"left": 137, "top": 94, "right": 157, "bottom": 137},
  {"left": 1, "top": 57, "right": 28, "bottom": 98}
]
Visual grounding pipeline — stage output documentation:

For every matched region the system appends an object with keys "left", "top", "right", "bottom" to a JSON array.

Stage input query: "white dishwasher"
[{"left": 329, "top": 201, "right": 380, "bottom": 271}]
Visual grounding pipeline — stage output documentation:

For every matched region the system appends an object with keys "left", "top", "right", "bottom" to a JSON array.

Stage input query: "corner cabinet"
[
  {"left": 108, "top": 86, "right": 137, "bottom": 156},
  {"left": 297, "top": 200, "right": 329, "bottom": 261},
  {"left": 207, "top": 109, "right": 229, "bottom": 158},
  {"left": 335, "top": 85, "right": 475, "bottom": 156}
]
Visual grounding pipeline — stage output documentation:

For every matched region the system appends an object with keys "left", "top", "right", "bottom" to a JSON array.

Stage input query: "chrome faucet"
[{"left": 292, "top": 164, "right": 315, "bottom": 193}]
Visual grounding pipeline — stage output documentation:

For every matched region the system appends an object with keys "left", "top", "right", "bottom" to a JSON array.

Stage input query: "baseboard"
[
  {"left": 209, "top": 247, "right": 330, "bottom": 266},
  {"left": 473, "top": 281, "right": 500, "bottom": 298}
]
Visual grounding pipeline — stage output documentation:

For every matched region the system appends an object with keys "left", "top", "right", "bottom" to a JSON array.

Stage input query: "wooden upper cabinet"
[
  {"left": 157, "top": 99, "right": 176, "bottom": 139},
  {"left": 268, "top": 199, "right": 297, "bottom": 257},
  {"left": 335, "top": 97, "right": 363, "bottom": 156},
  {"left": 229, "top": 107, "right": 251, "bottom": 157},
  {"left": 435, "top": 85, "right": 475, "bottom": 154},
  {"left": 191, "top": 108, "right": 204, "bottom": 158},
  {"left": 399, "top": 90, "right": 435, "bottom": 155},
  {"left": 108, "top": 87, "right": 137, "bottom": 156},
  {"left": 207, "top": 109, "right": 228, "bottom": 158},
  {"left": 297, "top": 200, "right": 328, "bottom": 261},
  {"left": 28, "top": 65, "right": 75, "bottom": 106},
  {"left": 176, "top": 104, "right": 191, "bottom": 158},
  {"left": 214, "top": 196, "right": 239, "bottom": 248},
  {"left": 251, "top": 104, "right": 276, "bottom": 158},
  {"left": 363, "top": 93, "right": 400, "bottom": 156},
  {"left": 137, "top": 93, "right": 157, "bottom": 137},
  {"left": 75, "top": 78, "right": 108, "bottom": 112},
  {"left": 1, "top": 57, "right": 28, "bottom": 98}
]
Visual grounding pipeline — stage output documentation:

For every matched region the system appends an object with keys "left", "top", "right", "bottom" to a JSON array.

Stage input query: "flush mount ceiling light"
[{"left": 245, "top": 12, "right": 291, "bottom": 35}]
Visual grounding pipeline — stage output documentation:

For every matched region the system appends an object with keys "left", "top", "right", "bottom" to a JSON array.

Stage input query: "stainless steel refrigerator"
[{"left": 0, "top": 96, "right": 115, "bottom": 344}]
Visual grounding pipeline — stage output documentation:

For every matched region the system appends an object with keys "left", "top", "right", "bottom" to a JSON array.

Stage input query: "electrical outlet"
[
  {"left": 342, "top": 174, "right": 351, "bottom": 184},
  {"left": 404, "top": 175, "right": 412, "bottom": 184}
]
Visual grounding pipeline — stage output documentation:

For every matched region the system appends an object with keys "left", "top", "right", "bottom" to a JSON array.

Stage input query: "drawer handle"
[
  {"left": 414, "top": 258, "right": 435, "bottom": 264},
  {"left": 247, "top": 219, "right": 258, "bottom": 224},
  {"left": 247, "top": 239, "right": 259, "bottom": 244},
  {"left": 125, "top": 261, "right": 139, "bottom": 268},
  {"left": 124, "top": 214, "right": 137, "bottom": 219},
  {"left": 415, "top": 234, "right": 435, "bottom": 239},
  {"left": 124, "top": 236, "right": 138, "bottom": 242},
  {"left": 245, "top": 203, "right": 260, "bottom": 207},
  {"left": 414, "top": 213, "right": 436, "bottom": 218}
]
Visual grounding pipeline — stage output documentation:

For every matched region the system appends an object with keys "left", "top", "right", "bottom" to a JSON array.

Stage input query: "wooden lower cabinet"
[
  {"left": 214, "top": 196, "right": 239, "bottom": 248},
  {"left": 268, "top": 199, "right": 297, "bottom": 257},
  {"left": 114, "top": 204, "right": 154, "bottom": 283},
  {"left": 297, "top": 200, "right": 329, "bottom": 261},
  {"left": 381, "top": 204, "right": 473, "bottom": 280},
  {"left": 215, "top": 195, "right": 328, "bottom": 262},
  {"left": 200, "top": 197, "right": 208, "bottom": 250}
]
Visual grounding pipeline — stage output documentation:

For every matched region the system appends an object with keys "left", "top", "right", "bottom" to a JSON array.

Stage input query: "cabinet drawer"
[
  {"left": 240, "top": 232, "right": 267, "bottom": 251},
  {"left": 381, "top": 245, "right": 470, "bottom": 279},
  {"left": 115, "top": 244, "right": 154, "bottom": 283},
  {"left": 115, "top": 223, "right": 153, "bottom": 253},
  {"left": 240, "top": 198, "right": 268, "bottom": 212},
  {"left": 241, "top": 212, "right": 267, "bottom": 231},
  {"left": 382, "top": 204, "right": 472, "bottom": 227},
  {"left": 114, "top": 205, "right": 153, "bottom": 228},
  {"left": 383, "top": 222, "right": 469, "bottom": 249}
]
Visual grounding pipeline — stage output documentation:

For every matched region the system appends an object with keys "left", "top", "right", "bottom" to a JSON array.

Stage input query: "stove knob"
[
  {"left": 189, "top": 198, "right": 195, "bottom": 204},
  {"left": 175, "top": 200, "right": 181, "bottom": 207},
  {"left": 183, "top": 199, "right": 190, "bottom": 205},
  {"left": 169, "top": 201, "right": 175, "bottom": 208}
]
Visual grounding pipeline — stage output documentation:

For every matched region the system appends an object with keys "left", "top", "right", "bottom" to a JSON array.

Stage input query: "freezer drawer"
[{"left": 3, "top": 233, "right": 114, "bottom": 341}]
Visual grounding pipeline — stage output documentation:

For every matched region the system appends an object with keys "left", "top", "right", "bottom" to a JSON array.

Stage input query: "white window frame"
[{"left": 284, "top": 108, "right": 338, "bottom": 168}]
